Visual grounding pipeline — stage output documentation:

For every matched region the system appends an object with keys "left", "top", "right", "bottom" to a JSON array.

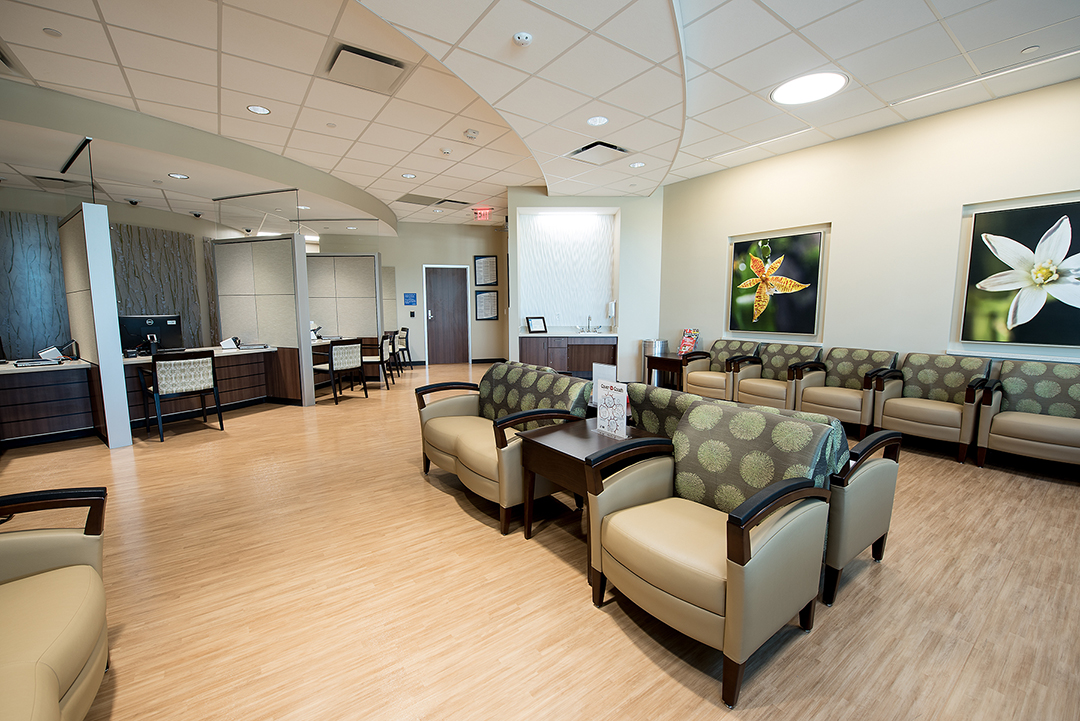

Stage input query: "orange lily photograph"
[{"left": 730, "top": 232, "right": 822, "bottom": 334}]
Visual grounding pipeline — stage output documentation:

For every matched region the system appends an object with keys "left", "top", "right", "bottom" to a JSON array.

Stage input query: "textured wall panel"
[
  {"left": 309, "top": 297, "right": 339, "bottom": 336},
  {"left": 218, "top": 294, "right": 259, "bottom": 343},
  {"left": 203, "top": 238, "right": 219, "bottom": 345},
  {"left": 519, "top": 214, "right": 614, "bottom": 329},
  {"left": 1, "top": 212, "right": 71, "bottom": 359},
  {"left": 111, "top": 223, "right": 201, "bottom": 348},
  {"left": 215, "top": 242, "right": 255, "bottom": 295},
  {"left": 252, "top": 239, "right": 294, "bottom": 295},
  {"left": 307, "top": 256, "right": 337, "bottom": 298},
  {"left": 335, "top": 256, "right": 376, "bottom": 298},
  {"left": 255, "top": 294, "right": 298, "bottom": 348}
]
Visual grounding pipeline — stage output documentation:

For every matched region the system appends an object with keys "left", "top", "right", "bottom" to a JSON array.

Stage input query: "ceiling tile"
[
  {"left": 361, "top": 0, "right": 495, "bottom": 47},
  {"left": 599, "top": 66, "right": 683, "bottom": 117},
  {"left": 838, "top": 23, "right": 960, "bottom": 85},
  {"left": 221, "top": 6, "right": 326, "bottom": 74},
  {"left": 334, "top": 157, "right": 393, "bottom": 177},
  {"left": 496, "top": 77, "right": 591, "bottom": 124},
  {"left": 392, "top": 28, "right": 454, "bottom": 62},
  {"left": 110, "top": 27, "right": 217, "bottom": 85},
  {"left": 344, "top": 140, "right": 409, "bottom": 166},
  {"left": 934, "top": 0, "right": 989, "bottom": 14},
  {"left": 597, "top": 0, "right": 680, "bottom": 63},
  {"left": 967, "top": 16, "right": 1080, "bottom": 74},
  {"left": 890, "top": 82, "right": 994, "bottom": 120},
  {"left": 539, "top": 154, "right": 595, "bottom": 178},
  {"left": 136, "top": 101, "right": 218, "bottom": 133},
  {"left": 394, "top": 65, "right": 477, "bottom": 114},
  {"left": 546, "top": 178, "right": 595, "bottom": 194},
  {"left": 867, "top": 55, "right": 976, "bottom": 103},
  {"left": 717, "top": 34, "right": 830, "bottom": 92},
  {"left": 784, "top": 86, "right": 886, "bottom": 125},
  {"left": 393, "top": 152, "right": 457, "bottom": 174},
  {"left": 727, "top": 113, "right": 809, "bottom": 144},
  {"left": 0, "top": 1, "right": 116, "bottom": 62},
  {"left": 686, "top": 72, "right": 746, "bottom": 116},
  {"left": 221, "top": 55, "right": 312, "bottom": 106},
  {"left": 374, "top": 98, "right": 455, "bottom": 134},
  {"left": 525, "top": 124, "right": 595, "bottom": 156},
  {"left": 678, "top": 133, "right": 746, "bottom": 159},
  {"left": 282, "top": 147, "right": 339, "bottom": 170},
  {"left": 694, "top": 94, "right": 780, "bottom": 133},
  {"left": 817, "top": 107, "right": 904, "bottom": 139},
  {"left": 759, "top": 0, "right": 856, "bottom": 28},
  {"left": 224, "top": 139, "right": 284, "bottom": 155},
  {"left": 439, "top": 163, "right": 498, "bottom": 181},
  {"left": 603, "top": 117, "right": 681, "bottom": 152},
  {"left": 10, "top": 0, "right": 98, "bottom": 19},
  {"left": 709, "top": 145, "right": 772, "bottom": 169},
  {"left": 37, "top": 82, "right": 135, "bottom": 110},
  {"left": 287, "top": 130, "right": 354, "bottom": 156},
  {"left": 531, "top": 0, "right": 635, "bottom": 29},
  {"left": 461, "top": 98, "right": 514, "bottom": 126},
  {"left": 947, "top": 0, "right": 1080, "bottom": 50},
  {"left": 305, "top": 78, "right": 389, "bottom": 120},
  {"left": 459, "top": 0, "right": 588, "bottom": 74},
  {"left": 462, "top": 147, "right": 522, "bottom": 170},
  {"left": 681, "top": 118, "right": 722, "bottom": 145},
  {"left": 552, "top": 100, "right": 644, "bottom": 137},
  {"left": 483, "top": 131, "right": 530, "bottom": 156},
  {"left": 358, "top": 122, "right": 428, "bottom": 152},
  {"left": 220, "top": 89, "right": 300, "bottom": 127},
  {"left": 541, "top": 39, "right": 655, "bottom": 106},
  {"left": 463, "top": 180, "right": 507, "bottom": 196},
  {"left": 10, "top": 46, "right": 128, "bottom": 95},
  {"left": 678, "top": 0, "right": 729, "bottom": 24},
  {"left": 684, "top": 59, "right": 709, "bottom": 80},
  {"left": 683, "top": 0, "right": 788, "bottom": 69},
  {"left": 569, "top": 166, "right": 632, "bottom": 186},
  {"left": 434, "top": 116, "right": 509, "bottom": 146},
  {"left": 482, "top": 169, "right": 539, "bottom": 186},
  {"left": 650, "top": 104, "right": 684, "bottom": 129},
  {"left": 496, "top": 110, "right": 547, "bottom": 137},
  {"left": 225, "top": 0, "right": 339, "bottom": 35},
  {"left": 332, "top": 170, "right": 381, "bottom": 187},
  {"left": 604, "top": 176, "right": 652, "bottom": 192},
  {"left": 442, "top": 49, "right": 530, "bottom": 104},
  {"left": 982, "top": 51, "right": 1080, "bottom": 98},
  {"left": 99, "top": 0, "right": 218, "bottom": 48},
  {"left": 336, "top": 2, "right": 427, "bottom": 64},
  {"left": 294, "top": 107, "right": 370, "bottom": 141},
  {"left": 221, "top": 116, "right": 292, "bottom": 145},
  {"left": 126, "top": 69, "right": 217, "bottom": 112},
  {"left": 412, "top": 135, "right": 482, "bottom": 162},
  {"left": 801, "top": 0, "right": 938, "bottom": 59}
]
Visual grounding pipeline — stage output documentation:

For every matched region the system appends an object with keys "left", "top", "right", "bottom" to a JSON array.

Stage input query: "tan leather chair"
[
  {"left": 313, "top": 338, "right": 367, "bottom": 403},
  {"left": 136, "top": 349, "right": 223, "bottom": 442},
  {"left": 0, "top": 488, "right": 109, "bottom": 721},
  {"left": 976, "top": 359, "right": 1080, "bottom": 467},
  {"left": 586, "top": 401, "right": 834, "bottom": 707},
  {"left": 681, "top": 340, "right": 759, "bottom": 400},
  {"left": 874, "top": 353, "right": 990, "bottom": 462},
  {"left": 416, "top": 363, "right": 592, "bottom": 534},
  {"left": 395, "top": 327, "right": 413, "bottom": 370},
  {"left": 733, "top": 342, "right": 822, "bottom": 409},
  {"left": 795, "top": 347, "right": 898, "bottom": 438},
  {"left": 361, "top": 336, "right": 394, "bottom": 389}
]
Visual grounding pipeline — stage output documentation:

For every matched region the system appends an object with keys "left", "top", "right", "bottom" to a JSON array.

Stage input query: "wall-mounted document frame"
[
  {"left": 474, "top": 255, "right": 498, "bottom": 286},
  {"left": 475, "top": 290, "right": 498, "bottom": 321}
]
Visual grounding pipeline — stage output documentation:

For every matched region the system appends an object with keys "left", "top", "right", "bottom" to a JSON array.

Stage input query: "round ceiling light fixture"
[
  {"left": 42, "top": 28, "right": 62, "bottom": 37},
  {"left": 346, "top": 226, "right": 357, "bottom": 230},
  {"left": 1021, "top": 45, "right": 1041, "bottom": 54},
  {"left": 629, "top": 162, "right": 645, "bottom": 168},
  {"left": 432, "top": 209, "right": 444, "bottom": 213},
  {"left": 587, "top": 116, "right": 609, "bottom": 126},
  {"left": 402, "top": 173, "right": 416, "bottom": 179},
  {"left": 246, "top": 104, "right": 271, "bottom": 115},
  {"left": 297, "top": 205, "right": 310, "bottom": 210},
  {"left": 770, "top": 72, "right": 847, "bottom": 105},
  {"left": 167, "top": 173, "right": 189, "bottom": 179}
]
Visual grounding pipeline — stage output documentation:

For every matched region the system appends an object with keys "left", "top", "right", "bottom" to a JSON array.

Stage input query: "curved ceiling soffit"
[
  {"left": 360, "top": 0, "right": 686, "bottom": 199},
  {"left": 0, "top": 79, "right": 399, "bottom": 234}
]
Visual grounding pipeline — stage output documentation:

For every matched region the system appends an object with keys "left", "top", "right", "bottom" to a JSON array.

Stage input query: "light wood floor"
[{"left": 2, "top": 363, "right": 1078, "bottom": 720}]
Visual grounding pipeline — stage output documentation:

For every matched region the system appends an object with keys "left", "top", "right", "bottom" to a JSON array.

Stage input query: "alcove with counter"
[{"left": 517, "top": 333, "right": 618, "bottom": 376}]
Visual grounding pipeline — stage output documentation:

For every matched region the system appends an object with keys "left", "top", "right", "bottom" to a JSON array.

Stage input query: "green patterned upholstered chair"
[
  {"left": 585, "top": 400, "right": 834, "bottom": 707},
  {"left": 682, "top": 340, "right": 760, "bottom": 400},
  {"left": 312, "top": 338, "right": 367, "bottom": 404},
  {"left": 873, "top": 353, "right": 990, "bottom": 462},
  {"left": 795, "top": 347, "right": 898, "bottom": 438},
  {"left": 415, "top": 363, "right": 592, "bottom": 534},
  {"left": 136, "top": 349, "right": 223, "bottom": 442},
  {"left": 733, "top": 343, "right": 822, "bottom": 409},
  {"left": 977, "top": 359, "right": 1080, "bottom": 466}
]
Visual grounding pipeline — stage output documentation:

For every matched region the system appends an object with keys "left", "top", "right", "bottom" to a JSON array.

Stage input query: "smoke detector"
[
  {"left": 513, "top": 32, "right": 532, "bottom": 46},
  {"left": 464, "top": 128, "right": 479, "bottom": 141}
]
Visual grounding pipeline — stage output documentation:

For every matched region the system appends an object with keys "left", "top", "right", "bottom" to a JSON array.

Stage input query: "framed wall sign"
[
  {"left": 475, "top": 290, "right": 498, "bottom": 321},
  {"left": 526, "top": 316, "right": 547, "bottom": 333},
  {"left": 474, "top": 255, "right": 498, "bottom": 286}
]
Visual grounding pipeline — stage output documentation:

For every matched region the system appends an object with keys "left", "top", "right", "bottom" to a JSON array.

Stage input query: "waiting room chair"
[
  {"left": 681, "top": 340, "right": 760, "bottom": 400},
  {"left": 137, "top": 349, "right": 223, "bottom": 442},
  {"left": 384, "top": 330, "right": 405, "bottom": 376},
  {"left": 795, "top": 347, "right": 898, "bottom": 438},
  {"left": 0, "top": 487, "right": 109, "bottom": 721},
  {"left": 733, "top": 343, "right": 822, "bottom": 409},
  {"left": 585, "top": 401, "right": 835, "bottom": 707},
  {"left": 313, "top": 338, "right": 367, "bottom": 404},
  {"left": 362, "top": 336, "right": 395, "bottom": 389},
  {"left": 874, "top": 353, "right": 990, "bottom": 462},
  {"left": 396, "top": 327, "right": 413, "bottom": 370}
]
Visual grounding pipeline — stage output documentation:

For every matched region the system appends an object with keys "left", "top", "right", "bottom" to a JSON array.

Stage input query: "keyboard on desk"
[
  {"left": 14, "top": 358, "right": 63, "bottom": 367},
  {"left": 237, "top": 343, "right": 269, "bottom": 350}
]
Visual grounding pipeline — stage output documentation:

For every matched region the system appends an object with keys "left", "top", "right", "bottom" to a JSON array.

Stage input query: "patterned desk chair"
[
  {"left": 137, "top": 349, "right": 223, "bottom": 442},
  {"left": 313, "top": 339, "right": 367, "bottom": 404},
  {"left": 733, "top": 342, "right": 822, "bottom": 409}
]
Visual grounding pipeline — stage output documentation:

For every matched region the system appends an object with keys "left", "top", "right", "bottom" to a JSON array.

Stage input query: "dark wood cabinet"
[{"left": 518, "top": 336, "right": 617, "bottom": 376}]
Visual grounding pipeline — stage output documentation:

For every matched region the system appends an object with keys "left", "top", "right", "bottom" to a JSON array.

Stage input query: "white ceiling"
[{"left": 0, "top": 0, "right": 1077, "bottom": 230}]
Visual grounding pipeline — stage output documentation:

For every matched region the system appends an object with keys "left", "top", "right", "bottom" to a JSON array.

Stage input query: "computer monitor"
[{"left": 118, "top": 314, "right": 183, "bottom": 353}]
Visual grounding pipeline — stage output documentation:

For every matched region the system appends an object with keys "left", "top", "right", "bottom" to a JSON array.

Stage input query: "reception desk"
[{"left": 0, "top": 360, "right": 95, "bottom": 447}]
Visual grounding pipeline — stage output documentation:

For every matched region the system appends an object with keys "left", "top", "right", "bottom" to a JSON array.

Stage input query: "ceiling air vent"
[
  {"left": 566, "top": 141, "right": 631, "bottom": 166},
  {"left": 434, "top": 199, "right": 468, "bottom": 208},
  {"left": 33, "top": 176, "right": 98, "bottom": 191},
  {"left": 328, "top": 45, "right": 411, "bottom": 95},
  {"left": 397, "top": 194, "right": 471, "bottom": 208}
]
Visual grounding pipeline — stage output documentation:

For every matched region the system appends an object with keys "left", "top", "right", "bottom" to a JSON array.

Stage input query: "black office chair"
[
  {"left": 312, "top": 338, "right": 367, "bottom": 404},
  {"left": 136, "top": 349, "right": 224, "bottom": 441}
]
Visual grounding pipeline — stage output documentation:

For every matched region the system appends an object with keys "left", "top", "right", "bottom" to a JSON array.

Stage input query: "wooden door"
[{"left": 425, "top": 267, "right": 469, "bottom": 364}]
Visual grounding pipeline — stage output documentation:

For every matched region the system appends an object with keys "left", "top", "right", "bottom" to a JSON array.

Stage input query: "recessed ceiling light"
[
  {"left": 402, "top": 173, "right": 416, "bottom": 179},
  {"left": 247, "top": 105, "right": 271, "bottom": 115},
  {"left": 168, "top": 173, "right": 189, "bottom": 179},
  {"left": 1021, "top": 45, "right": 1041, "bottom": 54},
  {"left": 326, "top": 122, "right": 337, "bottom": 128},
  {"left": 152, "top": 179, "right": 163, "bottom": 184},
  {"left": 629, "top": 162, "right": 645, "bottom": 168},
  {"left": 432, "top": 209, "right": 444, "bottom": 213},
  {"left": 587, "top": 116, "right": 609, "bottom": 126},
  {"left": 346, "top": 226, "right": 357, "bottom": 230},
  {"left": 297, "top": 205, "right": 310, "bottom": 210},
  {"left": 771, "top": 72, "right": 847, "bottom": 105},
  {"left": 42, "top": 28, "right": 62, "bottom": 37}
]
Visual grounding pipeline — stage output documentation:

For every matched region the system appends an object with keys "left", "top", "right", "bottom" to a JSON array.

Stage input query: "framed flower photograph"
[
  {"left": 729, "top": 232, "right": 822, "bottom": 334},
  {"left": 961, "top": 200, "right": 1080, "bottom": 345}
]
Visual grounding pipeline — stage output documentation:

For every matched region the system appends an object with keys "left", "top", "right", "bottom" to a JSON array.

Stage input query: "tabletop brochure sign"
[{"left": 596, "top": 380, "right": 628, "bottom": 438}]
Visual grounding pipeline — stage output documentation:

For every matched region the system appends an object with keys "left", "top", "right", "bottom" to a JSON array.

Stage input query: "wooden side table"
[{"left": 644, "top": 352, "right": 685, "bottom": 390}]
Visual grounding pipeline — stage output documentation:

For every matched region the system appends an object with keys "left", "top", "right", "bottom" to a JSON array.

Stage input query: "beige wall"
[
  {"left": 660, "top": 79, "right": 1080, "bottom": 362},
  {"left": 508, "top": 186, "right": 665, "bottom": 379},
  {"left": 318, "top": 223, "right": 508, "bottom": 362}
]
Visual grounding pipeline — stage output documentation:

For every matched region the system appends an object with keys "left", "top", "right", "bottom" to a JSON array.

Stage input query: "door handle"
[{"left": 427, "top": 310, "right": 434, "bottom": 320}]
